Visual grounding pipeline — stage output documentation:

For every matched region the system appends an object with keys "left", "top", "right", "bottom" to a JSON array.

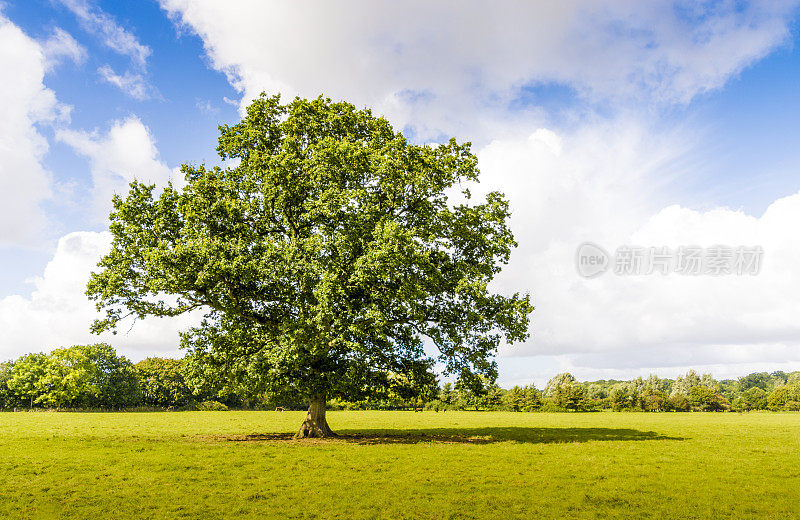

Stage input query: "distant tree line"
[
  {"left": 336, "top": 369, "right": 800, "bottom": 412},
  {"left": 1, "top": 345, "right": 799, "bottom": 412}
]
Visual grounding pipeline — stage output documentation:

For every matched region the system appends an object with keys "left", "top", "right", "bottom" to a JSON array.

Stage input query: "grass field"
[{"left": 1, "top": 411, "right": 799, "bottom": 519}]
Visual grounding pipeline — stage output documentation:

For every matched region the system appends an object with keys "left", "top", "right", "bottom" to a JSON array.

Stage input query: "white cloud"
[
  {"left": 0, "top": 14, "right": 70, "bottom": 247},
  {"left": 58, "top": 0, "right": 154, "bottom": 99},
  {"left": 40, "top": 27, "right": 87, "bottom": 70},
  {"left": 154, "top": 0, "right": 800, "bottom": 379},
  {"left": 0, "top": 231, "right": 196, "bottom": 361},
  {"left": 195, "top": 98, "right": 218, "bottom": 114},
  {"left": 474, "top": 122, "right": 800, "bottom": 377},
  {"left": 97, "top": 65, "right": 151, "bottom": 100},
  {"left": 56, "top": 116, "right": 176, "bottom": 222},
  {"left": 3, "top": 1, "right": 798, "bottom": 381},
  {"left": 160, "top": 0, "right": 798, "bottom": 139},
  {"left": 93, "top": 0, "right": 800, "bottom": 376},
  {"left": 57, "top": 0, "right": 151, "bottom": 68}
]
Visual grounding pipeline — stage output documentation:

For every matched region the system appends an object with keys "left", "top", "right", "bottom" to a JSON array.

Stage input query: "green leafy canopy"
[{"left": 87, "top": 94, "right": 532, "bottom": 401}]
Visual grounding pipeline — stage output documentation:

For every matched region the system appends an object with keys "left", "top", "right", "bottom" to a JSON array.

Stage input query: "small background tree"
[{"left": 135, "top": 358, "right": 193, "bottom": 408}]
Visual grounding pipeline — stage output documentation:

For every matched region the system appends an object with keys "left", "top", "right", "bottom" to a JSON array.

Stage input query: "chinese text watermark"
[{"left": 576, "top": 242, "right": 763, "bottom": 278}]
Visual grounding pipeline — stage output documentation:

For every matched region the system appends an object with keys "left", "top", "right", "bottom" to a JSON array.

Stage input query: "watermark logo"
[
  {"left": 576, "top": 243, "right": 763, "bottom": 278},
  {"left": 576, "top": 242, "right": 610, "bottom": 278}
]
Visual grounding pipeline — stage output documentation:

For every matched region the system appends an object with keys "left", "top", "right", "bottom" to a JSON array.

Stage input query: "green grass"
[{"left": 1, "top": 411, "right": 799, "bottom": 519}]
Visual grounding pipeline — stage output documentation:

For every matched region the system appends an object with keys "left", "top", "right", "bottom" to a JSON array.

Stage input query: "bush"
[
  {"left": 539, "top": 400, "right": 567, "bottom": 412},
  {"left": 194, "top": 400, "right": 229, "bottom": 411},
  {"left": 595, "top": 397, "right": 612, "bottom": 410},
  {"left": 195, "top": 400, "right": 229, "bottom": 411}
]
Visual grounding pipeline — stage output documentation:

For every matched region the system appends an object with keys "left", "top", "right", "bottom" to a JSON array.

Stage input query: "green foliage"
[
  {"left": 5, "top": 345, "right": 138, "bottom": 409},
  {"left": 770, "top": 371, "right": 789, "bottom": 386},
  {"left": 542, "top": 373, "right": 588, "bottom": 411},
  {"left": 586, "top": 383, "right": 608, "bottom": 403},
  {"left": 671, "top": 370, "right": 702, "bottom": 397},
  {"left": 644, "top": 374, "right": 670, "bottom": 394},
  {"left": 766, "top": 386, "right": 789, "bottom": 411},
  {"left": 738, "top": 372, "right": 770, "bottom": 391},
  {"left": 481, "top": 382, "right": 506, "bottom": 410},
  {"left": 736, "top": 387, "right": 767, "bottom": 411},
  {"left": 81, "top": 344, "right": 140, "bottom": 408},
  {"left": 558, "top": 383, "right": 589, "bottom": 411},
  {"left": 717, "top": 379, "right": 739, "bottom": 403},
  {"left": 135, "top": 358, "right": 193, "bottom": 407},
  {"left": 86, "top": 93, "right": 532, "bottom": 405},
  {"left": 502, "top": 385, "right": 541, "bottom": 412},
  {"left": 610, "top": 384, "right": 632, "bottom": 411},
  {"left": 0, "top": 362, "right": 15, "bottom": 409},
  {"left": 688, "top": 385, "right": 729, "bottom": 412},
  {"left": 503, "top": 386, "right": 526, "bottom": 411},
  {"left": 642, "top": 389, "right": 670, "bottom": 412},
  {"left": 736, "top": 380, "right": 800, "bottom": 412},
  {"left": 383, "top": 368, "right": 440, "bottom": 404},
  {"left": 1, "top": 342, "right": 798, "bottom": 413},
  {"left": 700, "top": 373, "right": 720, "bottom": 392},
  {"left": 453, "top": 376, "right": 490, "bottom": 410},
  {"left": 195, "top": 400, "right": 229, "bottom": 411},
  {"left": 438, "top": 382, "right": 456, "bottom": 407},
  {"left": 43, "top": 347, "right": 98, "bottom": 407},
  {"left": 608, "top": 380, "right": 670, "bottom": 412},
  {"left": 538, "top": 401, "right": 568, "bottom": 412},
  {"left": 543, "top": 372, "right": 576, "bottom": 398},
  {"left": 7, "top": 353, "right": 53, "bottom": 408},
  {"left": 669, "top": 394, "right": 691, "bottom": 412}
]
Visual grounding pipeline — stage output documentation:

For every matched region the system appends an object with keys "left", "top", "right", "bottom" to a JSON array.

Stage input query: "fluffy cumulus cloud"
[
  {"left": 56, "top": 116, "right": 177, "bottom": 222},
  {"left": 0, "top": 232, "right": 196, "bottom": 361},
  {"left": 4, "top": 1, "right": 800, "bottom": 378},
  {"left": 0, "top": 14, "right": 70, "bottom": 247},
  {"left": 151, "top": 1, "right": 800, "bottom": 378},
  {"left": 0, "top": 13, "right": 178, "bottom": 360},
  {"left": 160, "top": 0, "right": 799, "bottom": 139},
  {"left": 474, "top": 123, "right": 800, "bottom": 382}
]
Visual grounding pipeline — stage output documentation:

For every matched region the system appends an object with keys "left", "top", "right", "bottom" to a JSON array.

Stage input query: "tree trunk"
[{"left": 294, "top": 394, "right": 335, "bottom": 439}]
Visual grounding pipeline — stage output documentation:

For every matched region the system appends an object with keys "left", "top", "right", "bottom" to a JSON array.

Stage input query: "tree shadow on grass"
[{"left": 219, "top": 427, "right": 685, "bottom": 445}]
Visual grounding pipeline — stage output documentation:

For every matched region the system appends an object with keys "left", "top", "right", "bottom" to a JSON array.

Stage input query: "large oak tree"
[{"left": 87, "top": 94, "right": 532, "bottom": 437}]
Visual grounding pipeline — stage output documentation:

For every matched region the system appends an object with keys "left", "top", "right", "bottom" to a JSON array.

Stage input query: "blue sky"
[
  {"left": 1, "top": 0, "right": 241, "bottom": 294},
  {"left": 2, "top": 1, "right": 800, "bottom": 386}
]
